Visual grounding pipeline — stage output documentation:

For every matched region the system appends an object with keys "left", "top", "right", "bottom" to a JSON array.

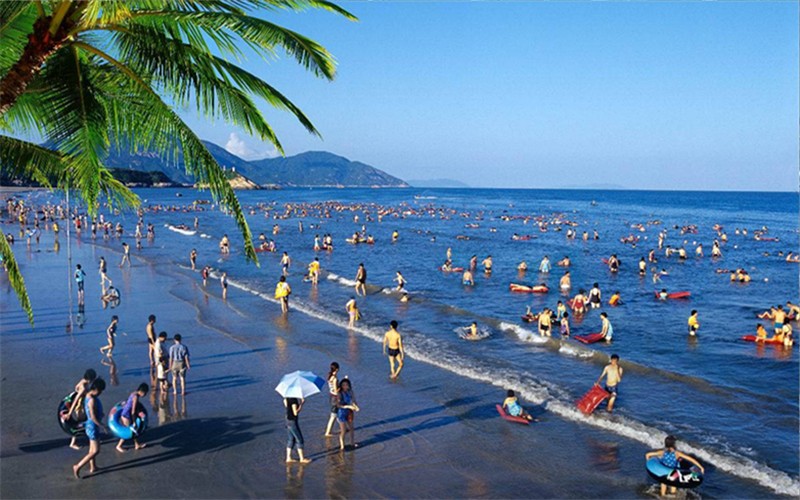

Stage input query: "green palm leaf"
[{"left": 0, "top": 236, "right": 33, "bottom": 326}]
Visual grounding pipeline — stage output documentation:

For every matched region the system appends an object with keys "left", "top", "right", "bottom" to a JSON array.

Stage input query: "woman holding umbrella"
[
  {"left": 276, "top": 371, "right": 325, "bottom": 464},
  {"left": 284, "top": 397, "right": 311, "bottom": 463}
]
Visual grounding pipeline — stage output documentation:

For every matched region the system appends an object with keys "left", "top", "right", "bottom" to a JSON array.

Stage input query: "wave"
[
  {"left": 164, "top": 223, "right": 197, "bottom": 236},
  {"left": 210, "top": 268, "right": 798, "bottom": 496}
]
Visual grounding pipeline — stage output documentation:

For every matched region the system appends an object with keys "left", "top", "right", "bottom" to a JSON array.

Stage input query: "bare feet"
[
  {"left": 116, "top": 445, "right": 126, "bottom": 453},
  {"left": 69, "top": 444, "right": 81, "bottom": 450},
  {"left": 135, "top": 443, "right": 147, "bottom": 450},
  {"left": 286, "top": 458, "right": 297, "bottom": 463},
  {"left": 299, "top": 458, "right": 311, "bottom": 464},
  {"left": 72, "top": 465, "right": 80, "bottom": 479}
]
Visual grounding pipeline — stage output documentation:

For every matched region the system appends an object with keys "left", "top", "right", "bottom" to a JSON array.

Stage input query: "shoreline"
[{"left": 0, "top": 205, "right": 795, "bottom": 498}]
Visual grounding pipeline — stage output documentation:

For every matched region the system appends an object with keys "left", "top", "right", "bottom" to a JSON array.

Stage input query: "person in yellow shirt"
[
  {"left": 275, "top": 276, "right": 291, "bottom": 313},
  {"left": 755, "top": 323, "right": 768, "bottom": 339},
  {"left": 307, "top": 258, "right": 320, "bottom": 285},
  {"left": 687, "top": 310, "right": 699, "bottom": 336},
  {"left": 609, "top": 291, "right": 622, "bottom": 306}
]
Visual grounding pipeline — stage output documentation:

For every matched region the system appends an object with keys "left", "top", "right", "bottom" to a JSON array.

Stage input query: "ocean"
[{"left": 19, "top": 187, "right": 799, "bottom": 496}]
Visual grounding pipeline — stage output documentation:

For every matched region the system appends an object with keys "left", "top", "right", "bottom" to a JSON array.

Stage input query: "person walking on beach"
[
  {"left": 74, "top": 264, "right": 86, "bottom": 304},
  {"left": 190, "top": 249, "right": 197, "bottom": 270},
  {"left": 119, "top": 242, "right": 131, "bottom": 267},
  {"left": 169, "top": 334, "right": 190, "bottom": 395},
  {"left": 201, "top": 266, "right": 210, "bottom": 286},
  {"left": 595, "top": 354, "right": 622, "bottom": 413},
  {"left": 221, "top": 271, "right": 228, "bottom": 300},
  {"left": 284, "top": 397, "right": 311, "bottom": 463},
  {"left": 336, "top": 378, "right": 359, "bottom": 451},
  {"left": 324, "top": 362, "right": 340, "bottom": 437},
  {"left": 646, "top": 435, "right": 704, "bottom": 496},
  {"left": 99, "top": 316, "right": 119, "bottom": 357},
  {"left": 355, "top": 263, "right": 367, "bottom": 296},
  {"left": 154, "top": 332, "right": 169, "bottom": 394},
  {"left": 99, "top": 257, "right": 112, "bottom": 287},
  {"left": 345, "top": 297, "right": 359, "bottom": 327},
  {"left": 383, "top": 320, "right": 404, "bottom": 379},
  {"left": 146, "top": 315, "right": 157, "bottom": 366},
  {"left": 66, "top": 369, "right": 97, "bottom": 450},
  {"left": 275, "top": 275, "right": 291, "bottom": 313},
  {"left": 116, "top": 383, "right": 149, "bottom": 453},
  {"left": 72, "top": 378, "right": 106, "bottom": 479}
]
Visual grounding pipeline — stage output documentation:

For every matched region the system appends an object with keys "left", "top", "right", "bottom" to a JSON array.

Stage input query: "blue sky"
[{"left": 183, "top": 1, "right": 799, "bottom": 191}]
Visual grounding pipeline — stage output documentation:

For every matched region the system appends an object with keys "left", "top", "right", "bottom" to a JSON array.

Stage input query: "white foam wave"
[
  {"left": 326, "top": 272, "right": 358, "bottom": 287},
  {"left": 215, "top": 270, "right": 800, "bottom": 496},
  {"left": 499, "top": 322, "right": 548, "bottom": 344},
  {"left": 558, "top": 344, "right": 595, "bottom": 359},
  {"left": 164, "top": 224, "right": 196, "bottom": 236},
  {"left": 200, "top": 233, "right": 212, "bottom": 239}
]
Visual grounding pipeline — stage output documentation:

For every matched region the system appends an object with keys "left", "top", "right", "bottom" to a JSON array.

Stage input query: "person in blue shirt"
[
  {"left": 502, "top": 390, "right": 533, "bottom": 421},
  {"left": 646, "top": 435, "right": 705, "bottom": 496},
  {"left": 72, "top": 378, "right": 106, "bottom": 478}
]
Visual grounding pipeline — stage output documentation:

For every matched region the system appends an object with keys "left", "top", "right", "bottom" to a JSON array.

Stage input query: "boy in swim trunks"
[
  {"left": 382, "top": 320, "right": 404, "bottom": 379},
  {"left": 595, "top": 354, "right": 622, "bottom": 412}
]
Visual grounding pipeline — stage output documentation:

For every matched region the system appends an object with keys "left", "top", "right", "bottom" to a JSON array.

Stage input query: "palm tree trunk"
[{"left": 0, "top": 16, "right": 73, "bottom": 116}]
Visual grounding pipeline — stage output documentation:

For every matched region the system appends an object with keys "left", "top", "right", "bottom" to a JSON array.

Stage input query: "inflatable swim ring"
[
  {"left": 108, "top": 401, "right": 148, "bottom": 440},
  {"left": 57, "top": 392, "right": 85, "bottom": 436},
  {"left": 646, "top": 457, "right": 704, "bottom": 489}
]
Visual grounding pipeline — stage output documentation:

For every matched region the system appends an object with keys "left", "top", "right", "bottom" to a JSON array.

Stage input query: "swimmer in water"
[
  {"left": 394, "top": 271, "right": 406, "bottom": 291},
  {"left": 687, "top": 310, "right": 699, "bottom": 336},
  {"left": 482, "top": 255, "right": 493, "bottom": 274},
  {"left": 559, "top": 271, "right": 571, "bottom": 291},
  {"left": 464, "top": 322, "right": 479, "bottom": 339},
  {"left": 645, "top": 435, "right": 704, "bottom": 497},
  {"left": 556, "top": 256, "right": 570, "bottom": 267},
  {"left": 462, "top": 269, "right": 474, "bottom": 286}
]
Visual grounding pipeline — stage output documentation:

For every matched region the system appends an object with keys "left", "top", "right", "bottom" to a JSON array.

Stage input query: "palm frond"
[
  {"left": 0, "top": 1, "right": 39, "bottom": 74},
  {"left": 0, "top": 237, "right": 33, "bottom": 326},
  {"left": 0, "top": 135, "right": 64, "bottom": 187}
]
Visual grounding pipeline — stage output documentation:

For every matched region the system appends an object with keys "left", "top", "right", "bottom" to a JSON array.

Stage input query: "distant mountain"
[
  {"left": 408, "top": 178, "right": 469, "bottom": 188},
  {"left": 101, "top": 141, "right": 407, "bottom": 188}
]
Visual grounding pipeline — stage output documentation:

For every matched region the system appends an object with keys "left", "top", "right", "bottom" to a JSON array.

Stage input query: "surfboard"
[
  {"left": 646, "top": 457, "right": 704, "bottom": 489},
  {"left": 576, "top": 385, "right": 609, "bottom": 415},
  {"left": 574, "top": 332, "right": 606, "bottom": 344},
  {"left": 496, "top": 404, "right": 530, "bottom": 425}
]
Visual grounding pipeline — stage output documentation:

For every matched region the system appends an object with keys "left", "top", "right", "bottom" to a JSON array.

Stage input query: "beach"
[{"left": 1, "top": 187, "right": 797, "bottom": 498}]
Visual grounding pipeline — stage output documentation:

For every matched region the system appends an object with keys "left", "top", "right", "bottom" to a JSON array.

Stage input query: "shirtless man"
[
  {"left": 559, "top": 271, "right": 571, "bottom": 291},
  {"left": 772, "top": 306, "right": 787, "bottom": 336},
  {"left": 146, "top": 315, "right": 157, "bottom": 366},
  {"left": 462, "top": 269, "right": 474, "bottom": 286},
  {"left": 382, "top": 320, "right": 404, "bottom": 379},
  {"left": 482, "top": 255, "right": 493, "bottom": 274},
  {"left": 537, "top": 309, "right": 552, "bottom": 337},
  {"left": 355, "top": 263, "right": 367, "bottom": 296},
  {"left": 595, "top": 354, "right": 623, "bottom": 412}
]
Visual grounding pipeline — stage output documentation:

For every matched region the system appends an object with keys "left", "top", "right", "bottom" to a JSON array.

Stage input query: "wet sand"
[{"left": 0, "top": 229, "right": 778, "bottom": 498}]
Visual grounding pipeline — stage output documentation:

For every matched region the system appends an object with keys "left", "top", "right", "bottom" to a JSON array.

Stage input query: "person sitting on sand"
[
  {"left": 502, "top": 390, "right": 533, "bottom": 421},
  {"left": 101, "top": 286, "right": 120, "bottom": 304},
  {"left": 645, "top": 435, "right": 705, "bottom": 497}
]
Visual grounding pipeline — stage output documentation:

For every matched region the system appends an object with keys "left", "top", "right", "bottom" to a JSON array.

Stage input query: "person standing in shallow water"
[
  {"left": 284, "top": 397, "right": 311, "bottom": 463},
  {"left": 383, "top": 320, "right": 404, "bottom": 379},
  {"left": 324, "top": 362, "right": 340, "bottom": 437}
]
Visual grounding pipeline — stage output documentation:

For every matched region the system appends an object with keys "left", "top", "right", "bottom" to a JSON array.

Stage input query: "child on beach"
[
  {"left": 116, "top": 383, "right": 149, "bottom": 452},
  {"left": 345, "top": 297, "right": 359, "bottom": 327},
  {"left": 99, "top": 316, "right": 118, "bottom": 357},
  {"left": 66, "top": 369, "right": 97, "bottom": 450},
  {"left": 645, "top": 435, "right": 705, "bottom": 496},
  {"left": 324, "top": 362, "right": 340, "bottom": 437},
  {"left": 72, "top": 378, "right": 106, "bottom": 478},
  {"left": 284, "top": 397, "right": 311, "bottom": 463},
  {"left": 336, "top": 378, "right": 359, "bottom": 451},
  {"left": 154, "top": 332, "right": 169, "bottom": 393},
  {"left": 275, "top": 275, "right": 291, "bottom": 313},
  {"left": 502, "top": 390, "right": 533, "bottom": 420}
]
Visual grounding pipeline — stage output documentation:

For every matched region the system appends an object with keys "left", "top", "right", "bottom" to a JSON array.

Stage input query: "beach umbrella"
[{"left": 275, "top": 371, "right": 326, "bottom": 399}]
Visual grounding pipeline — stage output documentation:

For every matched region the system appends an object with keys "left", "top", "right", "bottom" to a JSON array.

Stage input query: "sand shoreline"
[{"left": 0, "top": 225, "right": 786, "bottom": 498}]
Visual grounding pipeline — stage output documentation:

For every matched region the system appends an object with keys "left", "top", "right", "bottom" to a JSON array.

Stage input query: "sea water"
[{"left": 29, "top": 187, "right": 799, "bottom": 495}]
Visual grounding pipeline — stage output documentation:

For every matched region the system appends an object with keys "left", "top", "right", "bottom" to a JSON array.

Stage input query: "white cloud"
[{"left": 224, "top": 132, "right": 279, "bottom": 160}]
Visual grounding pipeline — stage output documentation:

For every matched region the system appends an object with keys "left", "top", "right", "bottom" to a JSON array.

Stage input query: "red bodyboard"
[
  {"left": 496, "top": 404, "right": 530, "bottom": 425},
  {"left": 576, "top": 385, "right": 610, "bottom": 415},
  {"left": 575, "top": 332, "right": 606, "bottom": 344},
  {"left": 741, "top": 335, "right": 786, "bottom": 345}
]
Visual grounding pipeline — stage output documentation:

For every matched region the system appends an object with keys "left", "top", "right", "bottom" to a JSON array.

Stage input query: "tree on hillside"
[{"left": 0, "top": 0, "right": 355, "bottom": 324}]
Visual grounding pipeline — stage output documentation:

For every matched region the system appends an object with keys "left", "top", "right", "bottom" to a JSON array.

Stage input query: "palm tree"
[{"left": 0, "top": 0, "right": 356, "bottom": 324}]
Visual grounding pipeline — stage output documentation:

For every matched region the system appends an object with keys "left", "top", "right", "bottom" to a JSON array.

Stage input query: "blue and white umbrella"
[{"left": 275, "top": 370, "right": 325, "bottom": 399}]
